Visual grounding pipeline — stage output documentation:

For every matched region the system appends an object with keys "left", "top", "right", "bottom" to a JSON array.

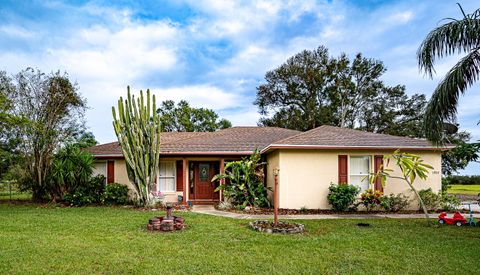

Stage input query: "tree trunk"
[
  {"left": 406, "top": 179, "right": 430, "bottom": 225},
  {"left": 31, "top": 186, "right": 48, "bottom": 202}
]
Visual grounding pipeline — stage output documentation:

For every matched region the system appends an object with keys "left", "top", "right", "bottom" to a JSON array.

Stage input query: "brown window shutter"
[
  {"left": 176, "top": 160, "right": 183, "bottom": 192},
  {"left": 374, "top": 155, "right": 384, "bottom": 192},
  {"left": 107, "top": 161, "right": 115, "bottom": 184},
  {"left": 338, "top": 155, "right": 348, "bottom": 184}
]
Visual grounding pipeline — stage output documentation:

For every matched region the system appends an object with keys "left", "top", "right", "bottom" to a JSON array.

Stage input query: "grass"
[
  {"left": 0, "top": 182, "right": 31, "bottom": 201},
  {"left": 447, "top": 184, "right": 480, "bottom": 196},
  {"left": 0, "top": 192, "right": 32, "bottom": 201},
  {"left": 0, "top": 204, "right": 479, "bottom": 274}
]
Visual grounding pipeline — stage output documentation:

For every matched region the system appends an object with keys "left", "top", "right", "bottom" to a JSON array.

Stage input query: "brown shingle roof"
[
  {"left": 262, "top": 125, "right": 443, "bottom": 152},
  {"left": 85, "top": 132, "right": 207, "bottom": 156},
  {"left": 87, "top": 125, "right": 446, "bottom": 157},
  {"left": 86, "top": 127, "right": 301, "bottom": 156}
]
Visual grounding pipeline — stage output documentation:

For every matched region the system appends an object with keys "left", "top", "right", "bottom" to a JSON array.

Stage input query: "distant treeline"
[{"left": 445, "top": 175, "right": 480, "bottom": 185}]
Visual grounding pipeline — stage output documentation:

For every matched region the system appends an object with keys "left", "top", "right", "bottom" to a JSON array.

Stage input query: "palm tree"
[{"left": 417, "top": 4, "right": 480, "bottom": 144}]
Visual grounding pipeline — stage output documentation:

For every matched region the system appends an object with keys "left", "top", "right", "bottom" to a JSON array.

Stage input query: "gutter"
[
  {"left": 92, "top": 151, "right": 253, "bottom": 158},
  {"left": 261, "top": 144, "right": 453, "bottom": 154}
]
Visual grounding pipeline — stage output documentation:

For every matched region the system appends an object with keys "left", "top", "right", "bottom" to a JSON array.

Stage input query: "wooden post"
[
  {"left": 273, "top": 168, "right": 279, "bottom": 226},
  {"left": 220, "top": 158, "right": 225, "bottom": 201},
  {"left": 182, "top": 158, "right": 187, "bottom": 205}
]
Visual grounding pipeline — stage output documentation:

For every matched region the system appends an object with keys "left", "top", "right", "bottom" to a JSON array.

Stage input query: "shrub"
[
  {"left": 440, "top": 192, "right": 460, "bottom": 211},
  {"left": 327, "top": 184, "right": 360, "bottom": 212},
  {"left": 63, "top": 191, "right": 94, "bottom": 206},
  {"left": 149, "top": 191, "right": 165, "bottom": 208},
  {"left": 380, "top": 193, "right": 410, "bottom": 212},
  {"left": 441, "top": 177, "right": 450, "bottom": 192},
  {"left": 418, "top": 188, "right": 460, "bottom": 211},
  {"left": 213, "top": 150, "right": 271, "bottom": 208},
  {"left": 300, "top": 206, "right": 309, "bottom": 213},
  {"left": 360, "top": 189, "right": 383, "bottom": 211},
  {"left": 64, "top": 175, "right": 105, "bottom": 206},
  {"left": 234, "top": 204, "right": 246, "bottom": 211},
  {"left": 418, "top": 188, "right": 441, "bottom": 211},
  {"left": 217, "top": 201, "right": 233, "bottom": 210},
  {"left": 101, "top": 183, "right": 129, "bottom": 205}
]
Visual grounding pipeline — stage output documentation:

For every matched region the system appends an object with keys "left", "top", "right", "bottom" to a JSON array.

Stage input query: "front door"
[{"left": 193, "top": 162, "right": 218, "bottom": 201}]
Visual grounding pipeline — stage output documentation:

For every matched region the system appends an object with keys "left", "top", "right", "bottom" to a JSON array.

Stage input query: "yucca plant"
[
  {"left": 417, "top": 4, "right": 480, "bottom": 144},
  {"left": 112, "top": 87, "right": 161, "bottom": 206},
  {"left": 49, "top": 144, "right": 94, "bottom": 201}
]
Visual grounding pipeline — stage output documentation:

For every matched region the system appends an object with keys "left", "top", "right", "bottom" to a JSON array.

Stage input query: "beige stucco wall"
[
  {"left": 113, "top": 160, "right": 135, "bottom": 193},
  {"left": 266, "top": 150, "right": 279, "bottom": 202},
  {"left": 96, "top": 159, "right": 183, "bottom": 203},
  {"left": 93, "top": 159, "right": 183, "bottom": 202},
  {"left": 266, "top": 149, "right": 442, "bottom": 210}
]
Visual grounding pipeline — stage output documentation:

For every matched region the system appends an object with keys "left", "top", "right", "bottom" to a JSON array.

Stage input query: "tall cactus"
[{"left": 112, "top": 87, "right": 161, "bottom": 206}]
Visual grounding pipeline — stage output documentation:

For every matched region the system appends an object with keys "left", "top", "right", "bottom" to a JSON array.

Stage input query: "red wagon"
[{"left": 438, "top": 212, "right": 467, "bottom": 226}]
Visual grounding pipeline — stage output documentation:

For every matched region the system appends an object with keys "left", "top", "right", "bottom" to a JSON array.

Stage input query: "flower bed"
[
  {"left": 216, "top": 206, "right": 431, "bottom": 215},
  {"left": 249, "top": 220, "right": 304, "bottom": 234}
]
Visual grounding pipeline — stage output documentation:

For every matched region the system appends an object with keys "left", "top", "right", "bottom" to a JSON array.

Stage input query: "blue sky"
[{"left": 1, "top": 0, "right": 479, "bottom": 174}]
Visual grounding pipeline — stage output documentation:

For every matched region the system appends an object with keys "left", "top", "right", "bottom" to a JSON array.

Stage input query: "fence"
[{"left": 0, "top": 180, "right": 30, "bottom": 201}]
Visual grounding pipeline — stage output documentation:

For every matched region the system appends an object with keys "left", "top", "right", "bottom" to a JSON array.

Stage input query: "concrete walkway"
[{"left": 192, "top": 205, "right": 480, "bottom": 220}]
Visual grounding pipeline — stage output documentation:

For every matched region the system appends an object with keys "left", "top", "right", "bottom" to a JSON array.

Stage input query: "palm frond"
[
  {"left": 424, "top": 48, "right": 480, "bottom": 144},
  {"left": 417, "top": 5, "right": 480, "bottom": 77}
]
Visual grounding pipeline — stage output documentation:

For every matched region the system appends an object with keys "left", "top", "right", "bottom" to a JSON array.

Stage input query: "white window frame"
[
  {"left": 348, "top": 155, "right": 373, "bottom": 192},
  {"left": 158, "top": 161, "right": 176, "bottom": 193}
]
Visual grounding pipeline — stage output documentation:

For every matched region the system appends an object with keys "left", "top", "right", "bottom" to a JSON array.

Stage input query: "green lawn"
[
  {"left": 0, "top": 192, "right": 32, "bottom": 201},
  {"left": 0, "top": 204, "right": 479, "bottom": 274},
  {"left": 447, "top": 184, "right": 480, "bottom": 196}
]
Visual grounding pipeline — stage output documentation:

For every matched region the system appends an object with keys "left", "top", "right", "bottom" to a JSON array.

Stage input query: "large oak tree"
[{"left": 255, "top": 46, "right": 426, "bottom": 137}]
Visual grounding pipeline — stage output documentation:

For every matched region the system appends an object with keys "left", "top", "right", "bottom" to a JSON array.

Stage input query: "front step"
[{"left": 189, "top": 200, "right": 219, "bottom": 205}]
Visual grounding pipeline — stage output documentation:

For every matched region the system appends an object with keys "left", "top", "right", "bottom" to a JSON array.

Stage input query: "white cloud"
[
  {"left": 222, "top": 108, "right": 261, "bottom": 127},
  {"left": 151, "top": 84, "right": 242, "bottom": 110},
  {"left": 84, "top": 83, "right": 246, "bottom": 143},
  {"left": 0, "top": 25, "right": 37, "bottom": 39},
  {"left": 57, "top": 20, "right": 180, "bottom": 80},
  {"left": 3, "top": 0, "right": 480, "bottom": 163},
  {"left": 389, "top": 11, "right": 414, "bottom": 23}
]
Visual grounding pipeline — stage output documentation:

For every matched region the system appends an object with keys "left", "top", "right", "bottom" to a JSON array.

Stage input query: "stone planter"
[
  {"left": 249, "top": 220, "right": 304, "bottom": 234},
  {"left": 146, "top": 215, "right": 186, "bottom": 232}
]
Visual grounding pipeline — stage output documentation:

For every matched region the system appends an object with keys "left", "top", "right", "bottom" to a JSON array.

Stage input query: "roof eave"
[
  {"left": 261, "top": 144, "right": 452, "bottom": 154},
  {"left": 92, "top": 151, "right": 254, "bottom": 158}
]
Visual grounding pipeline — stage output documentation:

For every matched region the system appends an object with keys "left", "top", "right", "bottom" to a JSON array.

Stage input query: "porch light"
[{"left": 273, "top": 168, "right": 279, "bottom": 176}]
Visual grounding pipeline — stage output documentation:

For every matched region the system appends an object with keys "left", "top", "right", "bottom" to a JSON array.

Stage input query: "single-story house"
[{"left": 85, "top": 125, "right": 446, "bottom": 209}]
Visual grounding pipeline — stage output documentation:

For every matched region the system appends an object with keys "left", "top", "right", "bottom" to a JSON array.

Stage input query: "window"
[
  {"left": 158, "top": 161, "right": 176, "bottom": 192},
  {"left": 199, "top": 163, "right": 210, "bottom": 181},
  {"left": 349, "top": 156, "right": 371, "bottom": 192}
]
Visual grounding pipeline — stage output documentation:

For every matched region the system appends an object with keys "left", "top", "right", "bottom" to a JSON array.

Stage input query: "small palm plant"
[{"left": 371, "top": 150, "right": 434, "bottom": 224}]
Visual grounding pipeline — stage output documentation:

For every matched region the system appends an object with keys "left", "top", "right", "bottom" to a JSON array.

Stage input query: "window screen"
[
  {"left": 349, "top": 156, "right": 371, "bottom": 192},
  {"left": 158, "top": 161, "right": 176, "bottom": 192}
]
